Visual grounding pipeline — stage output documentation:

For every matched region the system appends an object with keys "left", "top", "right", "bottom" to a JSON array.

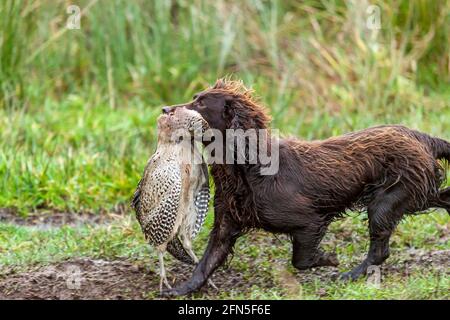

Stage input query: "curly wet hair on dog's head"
[
  {"left": 215, "top": 78, "right": 271, "bottom": 131},
  {"left": 187, "top": 78, "right": 272, "bottom": 133}
]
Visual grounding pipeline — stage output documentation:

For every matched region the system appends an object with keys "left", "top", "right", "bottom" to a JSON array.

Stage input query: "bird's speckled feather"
[{"left": 131, "top": 107, "right": 210, "bottom": 270}]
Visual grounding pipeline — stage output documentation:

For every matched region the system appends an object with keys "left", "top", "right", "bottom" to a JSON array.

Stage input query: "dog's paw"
[
  {"left": 339, "top": 271, "right": 356, "bottom": 282},
  {"left": 160, "top": 284, "right": 194, "bottom": 297},
  {"left": 321, "top": 252, "right": 339, "bottom": 267},
  {"left": 340, "top": 261, "right": 371, "bottom": 281},
  {"left": 339, "top": 269, "right": 366, "bottom": 282},
  {"left": 314, "top": 251, "right": 339, "bottom": 268},
  {"left": 160, "top": 288, "right": 182, "bottom": 297}
]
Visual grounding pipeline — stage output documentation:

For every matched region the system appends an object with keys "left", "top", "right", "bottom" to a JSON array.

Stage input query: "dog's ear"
[
  {"left": 227, "top": 101, "right": 244, "bottom": 130},
  {"left": 221, "top": 96, "right": 234, "bottom": 118},
  {"left": 221, "top": 96, "right": 248, "bottom": 130},
  {"left": 223, "top": 96, "right": 234, "bottom": 110},
  {"left": 224, "top": 100, "right": 231, "bottom": 113}
]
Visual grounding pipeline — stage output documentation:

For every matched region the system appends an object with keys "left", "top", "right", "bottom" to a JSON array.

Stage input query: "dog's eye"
[
  {"left": 198, "top": 99, "right": 207, "bottom": 108},
  {"left": 194, "top": 99, "right": 206, "bottom": 109}
]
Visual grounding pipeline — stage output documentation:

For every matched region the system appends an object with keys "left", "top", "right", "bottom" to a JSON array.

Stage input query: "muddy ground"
[
  {"left": 0, "top": 250, "right": 448, "bottom": 300},
  {"left": 0, "top": 209, "right": 275, "bottom": 299},
  {"left": 0, "top": 210, "right": 448, "bottom": 299},
  {"left": 0, "top": 258, "right": 275, "bottom": 300}
]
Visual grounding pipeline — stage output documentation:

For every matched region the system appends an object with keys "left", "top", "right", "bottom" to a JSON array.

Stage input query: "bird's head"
[{"left": 157, "top": 107, "right": 209, "bottom": 143}]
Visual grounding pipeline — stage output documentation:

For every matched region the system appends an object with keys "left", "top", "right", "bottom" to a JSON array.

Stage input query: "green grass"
[
  {"left": 0, "top": 0, "right": 449, "bottom": 300},
  {"left": 1, "top": 0, "right": 449, "bottom": 213},
  {"left": 0, "top": 97, "right": 159, "bottom": 212},
  {"left": 1, "top": 92, "right": 448, "bottom": 213}
]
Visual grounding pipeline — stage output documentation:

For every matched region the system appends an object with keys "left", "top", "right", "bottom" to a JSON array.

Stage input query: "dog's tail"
[
  {"left": 411, "top": 131, "right": 450, "bottom": 214},
  {"left": 429, "top": 137, "right": 450, "bottom": 214},
  {"left": 428, "top": 187, "right": 450, "bottom": 215},
  {"left": 429, "top": 137, "right": 450, "bottom": 161},
  {"left": 413, "top": 131, "right": 450, "bottom": 161}
]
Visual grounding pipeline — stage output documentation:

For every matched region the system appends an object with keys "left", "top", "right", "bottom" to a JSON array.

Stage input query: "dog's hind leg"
[
  {"left": 291, "top": 218, "right": 339, "bottom": 270},
  {"left": 341, "top": 185, "right": 409, "bottom": 281}
]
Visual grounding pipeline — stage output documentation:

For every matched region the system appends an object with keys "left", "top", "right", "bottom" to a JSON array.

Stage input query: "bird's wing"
[
  {"left": 133, "top": 159, "right": 182, "bottom": 247},
  {"left": 131, "top": 151, "right": 159, "bottom": 211},
  {"left": 191, "top": 161, "right": 210, "bottom": 238}
]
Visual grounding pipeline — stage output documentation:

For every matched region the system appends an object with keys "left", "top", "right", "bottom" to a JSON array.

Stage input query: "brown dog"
[{"left": 161, "top": 79, "right": 450, "bottom": 296}]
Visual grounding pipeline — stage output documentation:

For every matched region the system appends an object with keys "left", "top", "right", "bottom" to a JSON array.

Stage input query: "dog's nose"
[{"left": 162, "top": 106, "right": 172, "bottom": 114}]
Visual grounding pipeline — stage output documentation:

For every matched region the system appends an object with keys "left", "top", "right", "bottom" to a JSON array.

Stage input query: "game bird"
[{"left": 131, "top": 107, "right": 212, "bottom": 292}]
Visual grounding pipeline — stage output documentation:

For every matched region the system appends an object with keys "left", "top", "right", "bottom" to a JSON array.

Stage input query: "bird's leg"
[
  {"left": 158, "top": 251, "right": 171, "bottom": 293},
  {"left": 183, "top": 238, "right": 218, "bottom": 290}
]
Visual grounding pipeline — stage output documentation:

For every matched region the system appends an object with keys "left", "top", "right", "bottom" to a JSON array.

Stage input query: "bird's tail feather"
[{"left": 166, "top": 237, "right": 195, "bottom": 265}]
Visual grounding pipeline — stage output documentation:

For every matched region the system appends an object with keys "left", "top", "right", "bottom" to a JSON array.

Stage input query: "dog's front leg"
[{"left": 161, "top": 214, "right": 241, "bottom": 297}]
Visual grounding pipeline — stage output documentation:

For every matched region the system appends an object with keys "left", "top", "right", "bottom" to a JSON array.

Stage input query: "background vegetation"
[{"left": 0, "top": 0, "right": 448, "bottom": 299}]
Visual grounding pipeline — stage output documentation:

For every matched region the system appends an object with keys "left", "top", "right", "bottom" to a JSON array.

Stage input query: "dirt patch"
[
  {"left": 1, "top": 250, "right": 446, "bottom": 300},
  {"left": 292, "top": 249, "right": 450, "bottom": 284},
  {"left": 384, "top": 249, "right": 450, "bottom": 275},
  {"left": 0, "top": 258, "right": 274, "bottom": 300},
  {"left": 0, "top": 223, "right": 447, "bottom": 299},
  {"left": 0, "top": 207, "right": 126, "bottom": 228}
]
